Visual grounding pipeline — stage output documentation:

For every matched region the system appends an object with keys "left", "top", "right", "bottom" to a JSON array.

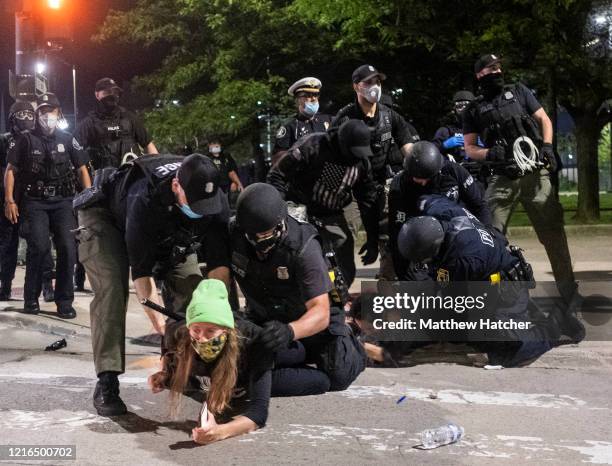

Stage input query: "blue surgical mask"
[
  {"left": 302, "top": 101, "right": 319, "bottom": 117},
  {"left": 178, "top": 203, "right": 204, "bottom": 219}
]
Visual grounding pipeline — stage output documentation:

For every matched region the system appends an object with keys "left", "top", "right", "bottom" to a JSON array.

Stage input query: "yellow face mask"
[{"left": 191, "top": 333, "right": 227, "bottom": 363}]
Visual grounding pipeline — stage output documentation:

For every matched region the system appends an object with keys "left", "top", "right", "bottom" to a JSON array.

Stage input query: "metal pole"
[
  {"left": 72, "top": 65, "right": 78, "bottom": 126},
  {"left": 15, "top": 12, "right": 24, "bottom": 75}
]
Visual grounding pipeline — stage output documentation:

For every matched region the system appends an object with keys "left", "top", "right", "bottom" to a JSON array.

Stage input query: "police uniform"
[
  {"left": 77, "top": 155, "right": 230, "bottom": 375},
  {"left": 74, "top": 105, "right": 152, "bottom": 170},
  {"left": 0, "top": 132, "right": 20, "bottom": 298},
  {"left": 417, "top": 195, "right": 563, "bottom": 367},
  {"left": 267, "top": 132, "right": 380, "bottom": 286},
  {"left": 230, "top": 214, "right": 366, "bottom": 391},
  {"left": 273, "top": 77, "right": 332, "bottom": 162},
  {"left": 8, "top": 127, "right": 87, "bottom": 309},
  {"left": 388, "top": 159, "right": 492, "bottom": 280},
  {"left": 463, "top": 82, "right": 576, "bottom": 301}
]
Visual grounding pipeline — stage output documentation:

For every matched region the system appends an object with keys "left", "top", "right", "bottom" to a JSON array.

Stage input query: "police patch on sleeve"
[
  {"left": 72, "top": 138, "right": 83, "bottom": 151},
  {"left": 276, "top": 126, "right": 287, "bottom": 139}
]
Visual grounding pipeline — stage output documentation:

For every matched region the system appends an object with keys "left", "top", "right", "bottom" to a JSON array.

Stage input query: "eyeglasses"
[{"left": 14, "top": 110, "right": 34, "bottom": 121}]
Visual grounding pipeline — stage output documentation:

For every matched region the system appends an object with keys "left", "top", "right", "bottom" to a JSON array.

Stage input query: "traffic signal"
[{"left": 41, "top": 0, "right": 72, "bottom": 49}]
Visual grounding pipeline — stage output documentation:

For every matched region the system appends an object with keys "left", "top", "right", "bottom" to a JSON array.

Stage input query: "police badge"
[{"left": 277, "top": 266, "right": 290, "bottom": 280}]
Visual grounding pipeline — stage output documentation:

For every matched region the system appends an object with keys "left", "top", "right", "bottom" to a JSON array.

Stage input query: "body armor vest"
[{"left": 89, "top": 109, "right": 138, "bottom": 169}]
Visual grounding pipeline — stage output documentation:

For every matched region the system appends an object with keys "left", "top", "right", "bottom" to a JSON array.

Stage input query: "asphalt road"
[{"left": 1, "top": 233, "right": 611, "bottom": 465}]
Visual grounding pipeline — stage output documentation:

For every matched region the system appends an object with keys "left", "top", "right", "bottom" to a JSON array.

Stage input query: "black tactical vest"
[
  {"left": 20, "top": 132, "right": 76, "bottom": 194},
  {"left": 473, "top": 85, "right": 543, "bottom": 149},
  {"left": 89, "top": 109, "right": 138, "bottom": 169},
  {"left": 230, "top": 216, "right": 320, "bottom": 325}
]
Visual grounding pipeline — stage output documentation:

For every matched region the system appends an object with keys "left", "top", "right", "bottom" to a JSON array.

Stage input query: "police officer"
[
  {"left": 272, "top": 77, "right": 332, "bottom": 165},
  {"left": 4, "top": 93, "right": 91, "bottom": 317},
  {"left": 1, "top": 102, "right": 56, "bottom": 301},
  {"left": 74, "top": 77, "right": 158, "bottom": 170},
  {"left": 396, "top": 195, "right": 584, "bottom": 366},
  {"left": 206, "top": 138, "right": 243, "bottom": 194},
  {"left": 389, "top": 141, "right": 492, "bottom": 280},
  {"left": 463, "top": 54, "right": 577, "bottom": 304},
  {"left": 433, "top": 90, "right": 476, "bottom": 163},
  {"left": 267, "top": 120, "right": 380, "bottom": 287},
  {"left": 75, "top": 153, "right": 230, "bottom": 416},
  {"left": 231, "top": 183, "right": 366, "bottom": 391}
]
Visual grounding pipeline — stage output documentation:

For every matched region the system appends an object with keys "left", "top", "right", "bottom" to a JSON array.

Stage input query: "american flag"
[{"left": 312, "top": 162, "right": 360, "bottom": 210}]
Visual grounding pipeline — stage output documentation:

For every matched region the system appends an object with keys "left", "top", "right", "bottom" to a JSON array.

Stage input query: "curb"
[{"left": 0, "top": 311, "right": 86, "bottom": 338}]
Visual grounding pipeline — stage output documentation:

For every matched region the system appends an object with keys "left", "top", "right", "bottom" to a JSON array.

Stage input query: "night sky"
[{"left": 1, "top": 0, "right": 160, "bottom": 126}]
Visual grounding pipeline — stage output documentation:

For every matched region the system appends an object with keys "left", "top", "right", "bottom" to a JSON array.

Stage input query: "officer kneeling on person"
[
  {"left": 4, "top": 93, "right": 91, "bottom": 318},
  {"left": 231, "top": 183, "right": 366, "bottom": 392},
  {"left": 75, "top": 153, "right": 231, "bottom": 416},
  {"left": 396, "top": 195, "right": 585, "bottom": 367}
]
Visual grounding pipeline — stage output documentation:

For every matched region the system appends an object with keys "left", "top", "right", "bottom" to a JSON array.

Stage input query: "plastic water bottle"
[{"left": 420, "top": 423, "right": 464, "bottom": 449}]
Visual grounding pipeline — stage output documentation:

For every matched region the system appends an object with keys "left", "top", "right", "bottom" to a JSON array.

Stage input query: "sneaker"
[
  {"left": 23, "top": 300, "right": 40, "bottom": 315},
  {"left": 42, "top": 279, "right": 55, "bottom": 303},
  {"left": 93, "top": 372, "right": 127, "bottom": 417},
  {"left": 57, "top": 305, "right": 77, "bottom": 319}
]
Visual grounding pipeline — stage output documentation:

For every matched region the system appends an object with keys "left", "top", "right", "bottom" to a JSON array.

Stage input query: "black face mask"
[
  {"left": 100, "top": 95, "right": 119, "bottom": 111},
  {"left": 479, "top": 72, "right": 504, "bottom": 97},
  {"left": 245, "top": 221, "right": 286, "bottom": 256},
  {"left": 14, "top": 119, "right": 35, "bottom": 133}
]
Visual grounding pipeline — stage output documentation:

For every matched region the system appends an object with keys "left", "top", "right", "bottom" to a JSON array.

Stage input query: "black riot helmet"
[
  {"left": 452, "top": 90, "right": 475, "bottom": 115},
  {"left": 403, "top": 141, "right": 444, "bottom": 179},
  {"left": 337, "top": 119, "right": 373, "bottom": 163},
  {"left": 8, "top": 100, "right": 35, "bottom": 133},
  {"left": 236, "top": 183, "right": 288, "bottom": 254},
  {"left": 397, "top": 216, "right": 445, "bottom": 263}
]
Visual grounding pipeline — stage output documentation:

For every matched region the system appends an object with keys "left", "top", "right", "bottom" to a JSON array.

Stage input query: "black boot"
[
  {"left": 23, "top": 300, "right": 40, "bottom": 315},
  {"left": 57, "top": 304, "right": 77, "bottom": 319},
  {"left": 0, "top": 281, "right": 11, "bottom": 301},
  {"left": 93, "top": 371, "right": 127, "bottom": 417},
  {"left": 42, "top": 279, "right": 55, "bottom": 303},
  {"left": 550, "top": 305, "right": 585, "bottom": 344}
]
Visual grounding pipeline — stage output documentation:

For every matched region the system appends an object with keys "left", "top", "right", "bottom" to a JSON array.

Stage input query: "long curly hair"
[{"left": 167, "top": 325, "right": 240, "bottom": 417}]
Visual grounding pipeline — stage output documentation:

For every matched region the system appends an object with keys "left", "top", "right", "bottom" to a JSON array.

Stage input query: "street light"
[
  {"left": 48, "top": 0, "right": 62, "bottom": 9},
  {"left": 36, "top": 62, "right": 46, "bottom": 74}
]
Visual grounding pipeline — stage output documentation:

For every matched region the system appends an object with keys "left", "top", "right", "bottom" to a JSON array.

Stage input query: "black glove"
[
  {"left": 259, "top": 320, "right": 295, "bottom": 352},
  {"left": 358, "top": 241, "right": 379, "bottom": 265},
  {"left": 486, "top": 145, "right": 506, "bottom": 163},
  {"left": 540, "top": 143, "right": 558, "bottom": 172}
]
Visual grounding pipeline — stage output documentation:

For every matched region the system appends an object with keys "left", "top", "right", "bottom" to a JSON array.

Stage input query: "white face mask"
[
  {"left": 38, "top": 114, "right": 59, "bottom": 134},
  {"left": 209, "top": 146, "right": 221, "bottom": 154},
  {"left": 361, "top": 84, "right": 382, "bottom": 104}
]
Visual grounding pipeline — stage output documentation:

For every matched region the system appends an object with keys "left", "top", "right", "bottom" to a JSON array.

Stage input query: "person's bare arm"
[
  {"left": 192, "top": 414, "right": 257, "bottom": 445},
  {"left": 146, "top": 142, "right": 158, "bottom": 154},
  {"left": 400, "top": 142, "right": 414, "bottom": 157},
  {"left": 206, "top": 266, "right": 230, "bottom": 290},
  {"left": 464, "top": 133, "right": 488, "bottom": 161},
  {"left": 4, "top": 164, "right": 19, "bottom": 224},
  {"left": 133, "top": 276, "right": 166, "bottom": 335},
  {"left": 532, "top": 108, "right": 553, "bottom": 144},
  {"left": 228, "top": 171, "right": 243, "bottom": 191},
  {"left": 77, "top": 166, "right": 92, "bottom": 189},
  {"left": 289, "top": 293, "right": 330, "bottom": 340}
]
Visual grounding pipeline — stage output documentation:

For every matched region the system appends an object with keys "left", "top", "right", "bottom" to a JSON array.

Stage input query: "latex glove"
[
  {"left": 477, "top": 137, "right": 485, "bottom": 147},
  {"left": 540, "top": 143, "right": 558, "bottom": 172},
  {"left": 259, "top": 320, "right": 294, "bottom": 352},
  {"left": 358, "top": 241, "right": 379, "bottom": 266},
  {"left": 486, "top": 145, "right": 506, "bottom": 163},
  {"left": 442, "top": 134, "right": 464, "bottom": 149}
]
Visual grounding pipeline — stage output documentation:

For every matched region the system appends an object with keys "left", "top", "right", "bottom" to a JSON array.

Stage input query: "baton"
[{"left": 140, "top": 298, "right": 184, "bottom": 321}]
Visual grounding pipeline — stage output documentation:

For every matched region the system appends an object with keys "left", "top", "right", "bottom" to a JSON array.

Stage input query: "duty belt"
[{"left": 26, "top": 182, "right": 74, "bottom": 199}]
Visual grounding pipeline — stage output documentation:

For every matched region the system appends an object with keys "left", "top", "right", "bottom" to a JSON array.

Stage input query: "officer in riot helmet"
[
  {"left": 396, "top": 194, "right": 584, "bottom": 366},
  {"left": 267, "top": 119, "right": 381, "bottom": 287},
  {"left": 272, "top": 77, "right": 332, "bottom": 165},
  {"left": 74, "top": 153, "right": 231, "bottom": 416},
  {"left": 74, "top": 77, "right": 158, "bottom": 170},
  {"left": 388, "top": 141, "right": 492, "bottom": 280},
  {"left": 4, "top": 93, "right": 91, "bottom": 317},
  {"left": 463, "top": 54, "right": 577, "bottom": 305},
  {"left": 230, "top": 183, "right": 365, "bottom": 393},
  {"left": 1, "top": 101, "right": 56, "bottom": 301}
]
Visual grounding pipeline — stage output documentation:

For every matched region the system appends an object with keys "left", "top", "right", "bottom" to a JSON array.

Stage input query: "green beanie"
[{"left": 186, "top": 279, "right": 234, "bottom": 329}]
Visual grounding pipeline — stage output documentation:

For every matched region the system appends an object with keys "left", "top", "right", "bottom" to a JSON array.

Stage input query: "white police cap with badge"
[{"left": 288, "top": 77, "right": 322, "bottom": 97}]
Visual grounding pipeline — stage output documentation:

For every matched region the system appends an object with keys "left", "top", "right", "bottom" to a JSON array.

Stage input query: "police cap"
[
  {"left": 95, "top": 77, "right": 123, "bottom": 94},
  {"left": 352, "top": 64, "right": 387, "bottom": 84},
  {"left": 397, "top": 216, "right": 445, "bottom": 262},
  {"left": 177, "top": 154, "right": 223, "bottom": 216},
  {"left": 288, "top": 77, "right": 322, "bottom": 97},
  {"left": 35, "top": 93, "right": 61, "bottom": 112},
  {"left": 474, "top": 54, "right": 501, "bottom": 74}
]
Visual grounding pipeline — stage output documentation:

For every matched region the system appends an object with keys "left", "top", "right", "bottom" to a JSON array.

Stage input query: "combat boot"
[
  {"left": 0, "top": 281, "right": 11, "bottom": 301},
  {"left": 23, "top": 300, "right": 40, "bottom": 315},
  {"left": 93, "top": 371, "right": 127, "bottom": 417},
  {"left": 57, "top": 304, "right": 77, "bottom": 319}
]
